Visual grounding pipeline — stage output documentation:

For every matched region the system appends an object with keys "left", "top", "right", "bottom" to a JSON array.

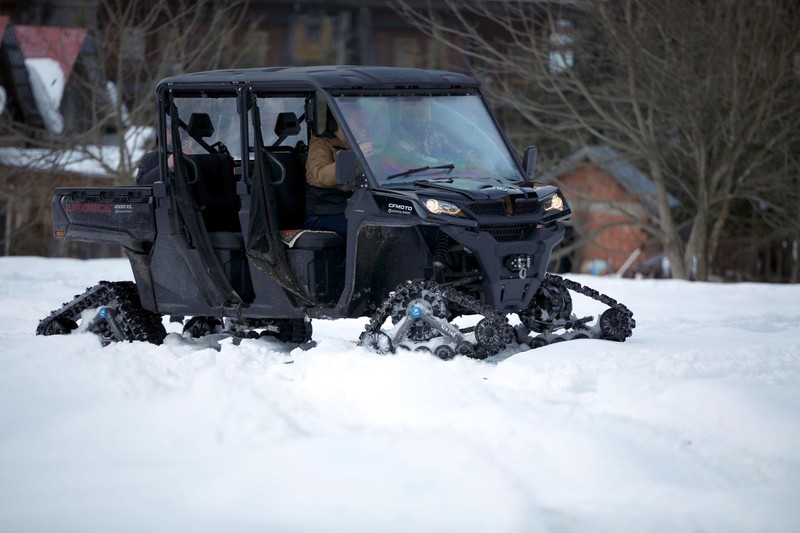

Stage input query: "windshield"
[{"left": 334, "top": 94, "right": 524, "bottom": 187}]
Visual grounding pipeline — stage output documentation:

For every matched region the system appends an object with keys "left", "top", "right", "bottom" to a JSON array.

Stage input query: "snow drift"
[{"left": 1, "top": 257, "right": 799, "bottom": 531}]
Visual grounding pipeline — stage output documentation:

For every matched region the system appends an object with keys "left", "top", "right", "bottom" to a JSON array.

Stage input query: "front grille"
[
  {"left": 514, "top": 199, "right": 539, "bottom": 214},
  {"left": 480, "top": 224, "right": 533, "bottom": 242},
  {"left": 469, "top": 201, "right": 506, "bottom": 216}
]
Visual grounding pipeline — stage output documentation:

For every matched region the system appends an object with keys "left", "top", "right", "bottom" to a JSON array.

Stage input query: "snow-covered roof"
[
  {"left": 24, "top": 57, "right": 65, "bottom": 133},
  {"left": 12, "top": 25, "right": 88, "bottom": 135},
  {"left": 14, "top": 25, "right": 87, "bottom": 84},
  {"left": 0, "top": 125, "right": 155, "bottom": 179},
  {"left": 0, "top": 20, "right": 145, "bottom": 176}
]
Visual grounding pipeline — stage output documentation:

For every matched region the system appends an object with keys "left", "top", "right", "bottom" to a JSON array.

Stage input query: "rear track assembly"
[{"left": 36, "top": 281, "right": 166, "bottom": 345}]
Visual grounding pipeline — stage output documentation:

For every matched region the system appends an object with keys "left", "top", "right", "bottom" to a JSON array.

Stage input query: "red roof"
[{"left": 14, "top": 25, "right": 88, "bottom": 83}]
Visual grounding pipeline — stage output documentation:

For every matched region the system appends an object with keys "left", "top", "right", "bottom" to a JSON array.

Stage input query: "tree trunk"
[
  {"left": 649, "top": 160, "right": 688, "bottom": 279},
  {"left": 3, "top": 203, "right": 11, "bottom": 256},
  {"left": 684, "top": 216, "right": 708, "bottom": 281}
]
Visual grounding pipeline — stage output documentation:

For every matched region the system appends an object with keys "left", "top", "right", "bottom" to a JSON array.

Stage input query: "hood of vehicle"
[{"left": 386, "top": 177, "right": 558, "bottom": 202}]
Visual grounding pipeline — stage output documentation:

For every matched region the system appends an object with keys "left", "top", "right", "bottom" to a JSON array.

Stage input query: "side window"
[
  {"left": 173, "top": 95, "right": 241, "bottom": 159},
  {"left": 250, "top": 95, "right": 308, "bottom": 152}
]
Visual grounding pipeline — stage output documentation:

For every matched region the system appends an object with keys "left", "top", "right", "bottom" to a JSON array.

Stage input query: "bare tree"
[
  {"left": 1, "top": 0, "right": 260, "bottom": 255},
  {"left": 395, "top": 0, "right": 800, "bottom": 280},
  {"left": 87, "top": 0, "right": 259, "bottom": 180},
  {"left": 4, "top": 0, "right": 258, "bottom": 183},
  {"left": 0, "top": 165, "right": 48, "bottom": 255}
]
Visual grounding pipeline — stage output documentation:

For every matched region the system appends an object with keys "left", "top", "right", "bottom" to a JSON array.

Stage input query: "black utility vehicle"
[{"left": 37, "top": 66, "right": 634, "bottom": 358}]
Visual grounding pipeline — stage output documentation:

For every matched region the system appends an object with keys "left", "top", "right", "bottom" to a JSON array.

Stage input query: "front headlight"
[
  {"left": 424, "top": 198, "right": 464, "bottom": 217},
  {"left": 543, "top": 194, "right": 565, "bottom": 212}
]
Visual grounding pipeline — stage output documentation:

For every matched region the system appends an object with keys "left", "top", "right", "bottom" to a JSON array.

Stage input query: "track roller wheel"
[
  {"left": 455, "top": 341, "right": 475, "bottom": 358},
  {"left": 37, "top": 316, "right": 78, "bottom": 336},
  {"left": 474, "top": 318, "right": 515, "bottom": 348},
  {"left": 362, "top": 331, "right": 394, "bottom": 354},
  {"left": 434, "top": 345, "right": 456, "bottom": 360},
  {"left": 599, "top": 306, "right": 634, "bottom": 341},
  {"left": 183, "top": 316, "right": 224, "bottom": 338},
  {"left": 520, "top": 277, "right": 573, "bottom": 333},
  {"left": 529, "top": 337, "right": 548, "bottom": 349}
]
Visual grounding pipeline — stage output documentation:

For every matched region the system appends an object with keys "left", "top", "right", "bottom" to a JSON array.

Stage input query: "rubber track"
[
  {"left": 526, "top": 273, "right": 636, "bottom": 346},
  {"left": 36, "top": 281, "right": 166, "bottom": 345},
  {"left": 360, "top": 274, "right": 636, "bottom": 358},
  {"left": 361, "top": 279, "right": 512, "bottom": 359}
]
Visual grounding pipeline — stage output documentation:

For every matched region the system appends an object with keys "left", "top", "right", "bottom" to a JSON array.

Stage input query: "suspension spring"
[{"left": 432, "top": 232, "right": 451, "bottom": 273}]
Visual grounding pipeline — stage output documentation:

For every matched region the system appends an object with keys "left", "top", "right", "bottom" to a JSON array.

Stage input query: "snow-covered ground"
[{"left": 1, "top": 256, "right": 798, "bottom": 532}]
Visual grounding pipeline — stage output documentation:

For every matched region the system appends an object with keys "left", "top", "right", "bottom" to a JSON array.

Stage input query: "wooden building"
[{"left": 547, "top": 147, "right": 680, "bottom": 277}]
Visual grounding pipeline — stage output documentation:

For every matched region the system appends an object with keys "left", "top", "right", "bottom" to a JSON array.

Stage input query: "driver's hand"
[{"left": 340, "top": 179, "right": 359, "bottom": 192}]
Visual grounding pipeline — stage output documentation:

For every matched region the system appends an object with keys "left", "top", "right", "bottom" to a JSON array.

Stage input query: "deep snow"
[{"left": 1, "top": 256, "right": 798, "bottom": 532}]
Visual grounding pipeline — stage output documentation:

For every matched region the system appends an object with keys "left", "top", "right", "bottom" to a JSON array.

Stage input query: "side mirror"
[
  {"left": 522, "top": 145, "right": 538, "bottom": 180},
  {"left": 335, "top": 149, "right": 356, "bottom": 185}
]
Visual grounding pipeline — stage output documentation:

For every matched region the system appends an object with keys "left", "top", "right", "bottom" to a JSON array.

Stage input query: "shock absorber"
[{"left": 432, "top": 232, "right": 451, "bottom": 279}]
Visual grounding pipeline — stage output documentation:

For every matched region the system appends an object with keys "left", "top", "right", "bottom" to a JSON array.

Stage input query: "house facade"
[
  {"left": 548, "top": 147, "right": 678, "bottom": 278},
  {"left": 0, "top": 15, "right": 125, "bottom": 256}
]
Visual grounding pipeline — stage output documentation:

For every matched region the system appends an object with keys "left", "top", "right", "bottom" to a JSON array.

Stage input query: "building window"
[
  {"left": 290, "top": 14, "right": 335, "bottom": 65},
  {"left": 426, "top": 38, "right": 445, "bottom": 69},
  {"left": 393, "top": 36, "right": 421, "bottom": 68},
  {"left": 307, "top": 19, "right": 322, "bottom": 42},
  {"left": 549, "top": 18, "right": 574, "bottom": 74}
]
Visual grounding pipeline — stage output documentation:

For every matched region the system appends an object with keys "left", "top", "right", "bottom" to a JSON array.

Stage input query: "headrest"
[
  {"left": 187, "top": 112, "right": 214, "bottom": 138},
  {"left": 274, "top": 112, "right": 301, "bottom": 137}
]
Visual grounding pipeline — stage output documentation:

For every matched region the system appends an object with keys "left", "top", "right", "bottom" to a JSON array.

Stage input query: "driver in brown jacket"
[{"left": 304, "top": 112, "right": 370, "bottom": 237}]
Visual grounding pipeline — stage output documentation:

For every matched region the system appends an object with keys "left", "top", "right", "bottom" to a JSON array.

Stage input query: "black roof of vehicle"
[{"left": 157, "top": 65, "right": 480, "bottom": 92}]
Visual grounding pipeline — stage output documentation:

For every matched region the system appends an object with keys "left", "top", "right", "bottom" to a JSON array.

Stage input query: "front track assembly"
[
  {"left": 359, "top": 279, "right": 513, "bottom": 360},
  {"left": 518, "top": 274, "right": 635, "bottom": 348},
  {"left": 359, "top": 274, "right": 635, "bottom": 359}
]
